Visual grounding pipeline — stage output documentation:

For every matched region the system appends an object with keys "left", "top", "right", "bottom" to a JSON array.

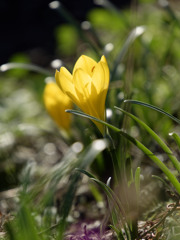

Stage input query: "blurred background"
[
  {"left": 0, "top": 0, "right": 180, "bottom": 211},
  {"left": 0, "top": 0, "right": 131, "bottom": 66}
]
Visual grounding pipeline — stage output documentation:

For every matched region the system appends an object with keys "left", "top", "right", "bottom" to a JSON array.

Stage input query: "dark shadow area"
[{"left": 0, "top": 0, "right": 132, "bottom": 65}]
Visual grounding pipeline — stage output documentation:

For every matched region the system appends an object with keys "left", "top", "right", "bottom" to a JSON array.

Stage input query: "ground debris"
[{"left": 64, "top": 220, "right": 116, "bottom": 240}]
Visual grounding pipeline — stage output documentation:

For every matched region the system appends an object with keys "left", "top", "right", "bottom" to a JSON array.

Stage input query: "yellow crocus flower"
[
  {"left": 43, "top": 81, "right": 72, "bottom": 131},
  {"left": 55, "top": 55, "right": 110, "bottom": 134}
]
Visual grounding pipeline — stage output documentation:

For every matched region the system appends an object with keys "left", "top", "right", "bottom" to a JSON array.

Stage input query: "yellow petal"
[
  {"left": 73, "top": 68, "right": 105, "bottom": 133},
  {"left": 91, "top": 63, "right": 102, "bottom": 94},
  {"left": 98, "top": 55, "right": 110, "bottom": 90},
  {"left": 90, "top": 58, "right": 109, "bottom": 120},
  {"left": 100, "top": 55, "right": 107, "bottom": 64},
  {"left": 73, "top": 68, "right": 92, "bottom": 98},
  {"left": 55, "top": 67, "right": 72, "bottom": 89},
  {"left": 55, "top": 67, "right": 79, "bottom": 104},
  {"left": 55, "top": 67, "right": 72, "bottom": 82},
  {"left": 73, "top": 69, "right": 96, "bottom": 115},
  {"left": 73, "top": 55, "right": 97, "bottom": 77},
  {"left": 43, "top": 82, "right": 72, "bottom": 130},
  {"left": 90, "top": 56, "right": 110, "bottom": 128}
]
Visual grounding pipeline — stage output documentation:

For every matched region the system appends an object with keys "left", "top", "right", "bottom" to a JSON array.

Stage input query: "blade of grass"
[
  {"left": 77, "top": 169, "right": 122, "bottom": 208},
  {"left": 77, "top": 169, "right": 125, "bottom": 216},
  {"left": 109, "top": 224, "right": 125, "bottom": 240},
  {"left": 91, "top": 175, "right": 135, "bottom": 239},
  {"left": 152, "top": 175, "right": 176, "bottom": 194},
  {"left": 77, "top": 168, "right": 130, "bottom": 238},
  {"left": 57, "top": 139, "right": 108, "bottom": 239},
  {"left": 0, "top": 62, "right": 52, "bottom": 75},
  {"left": 5, "top": 222, "right": 18, "bottom": 240},
  {"left": 135, "top": 167, "right": 141, "bottom": 197},
  {"left": 17, "top": 205, "right": 41, "bottom": 240},
  {"left": 66, "top": 109, "right": 180, "bottom": 194},
  {"left": 50, "top": 1, "right": 101, "bottom": 56},
  {"left": 57, "top": 171, "right": 80, "bottom": 239},
  {"left": 159, "top": 0, "right": 180, "bottom": 28},
  {"left": 66, "top": 109, "right": 122, "bottom": 181},
  {"left": 169, "top": 132, "right": 180, "bottom": 149},
  {"left": 124, "top": 99, "right": 180, "bottom": 125},
  {"left": 119, "top": 131, "right": 180, "bottom": 195},
  {"left": 115, "top": 107, "right": 180, "bottom": 173},
  {"left": 66, "top": 109, "right": 121, "bottom": 133},
  {"left": 38, "top": 147, "right": 82, "bottom": 207},
  {"left": 110, "top": 26, "right": 145, "bottom": 81}
]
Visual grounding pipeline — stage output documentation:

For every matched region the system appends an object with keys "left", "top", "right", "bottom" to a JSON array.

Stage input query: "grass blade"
[
  {"left": 135, "top": 167, "right": 141, "bottom": 197},
  {"left": 110, "top": 26, "right": 145, "bottom": 81},
  {"left": 0, "top": 62, "right": 52, "bottom": 75},
  {"left": 169, "top": 132, "right": 180, "bottom": 149},
  {"left": 152, "top": 175, "right": 176, "bottom": 193},
  {"left": 66, "top": 109, "right": 180, "bottom": 194},
  {"left": 115, "top": 106, "right": 180, "bottom": 174},
  {"left": 124, "top": 99, "right": 180, "bottom": 125},
  {"left": 50, "top": 1, "right": 101, "bottom": 56},
  {"left": 118, "top": 130, "right": 180, "bottom": 195},
  {"left": 57, "top": 139, "right": 108, "bottom": 239},
  {"left": 66, "top": 109, "right": 121, "bottom": 133},
  {"left": 77, "top": 168, "right": 130, "bottom": 237}
]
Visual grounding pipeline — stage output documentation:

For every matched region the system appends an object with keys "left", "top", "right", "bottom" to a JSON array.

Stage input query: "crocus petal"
[
  {"left": 99, "top": 55, "right": 110, "bottom": 90},
  {"left": 100, "top": 55, "right": 107, "bottom": 64},
  {"left": 55, "top": 67, "right": 79, "bottom": 102},
  {"left": 92, "top": 62, "right": 109, "bottom": 95},
  {"left": 73, "top": 68, "right": 91, "bottom": 97},
  {"left": 73, "top": 68, "right": 105, "bottom": 133},
  {"left": 43, "top": 82, "right": 72, "bottom": 130},
  {"left": 73, "top": 55, "right": 97, "bottom": 77},
  {"left": 73, "top": 68, "right": 98, "bottom": 116},
  {"left": 91, "top": 56, "right": 109, "bottom": 121},
  {"left": 96, "top": 89, "right": 107, "bottom": 121},
  {"left": 55, "top": 67, "right": 72, "bottom": 85}
]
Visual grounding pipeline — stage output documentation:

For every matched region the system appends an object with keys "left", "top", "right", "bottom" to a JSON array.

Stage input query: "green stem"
[{"left": 104, "top": 132, "right": 120, "bottom": 185}]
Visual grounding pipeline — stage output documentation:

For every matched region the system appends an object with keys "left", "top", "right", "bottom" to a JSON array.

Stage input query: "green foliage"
[
  {"left": 88, "top": 8, "right": 128, "bottom": 31},
  {"left": 55, "top": 24, "right": 78, "bottom": 56},
  {"left": 1, "top": 1, "right": 180, "bottom": 239},
  {"left": 7, "top": 53, "right": 30, "bottom": 78}
]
